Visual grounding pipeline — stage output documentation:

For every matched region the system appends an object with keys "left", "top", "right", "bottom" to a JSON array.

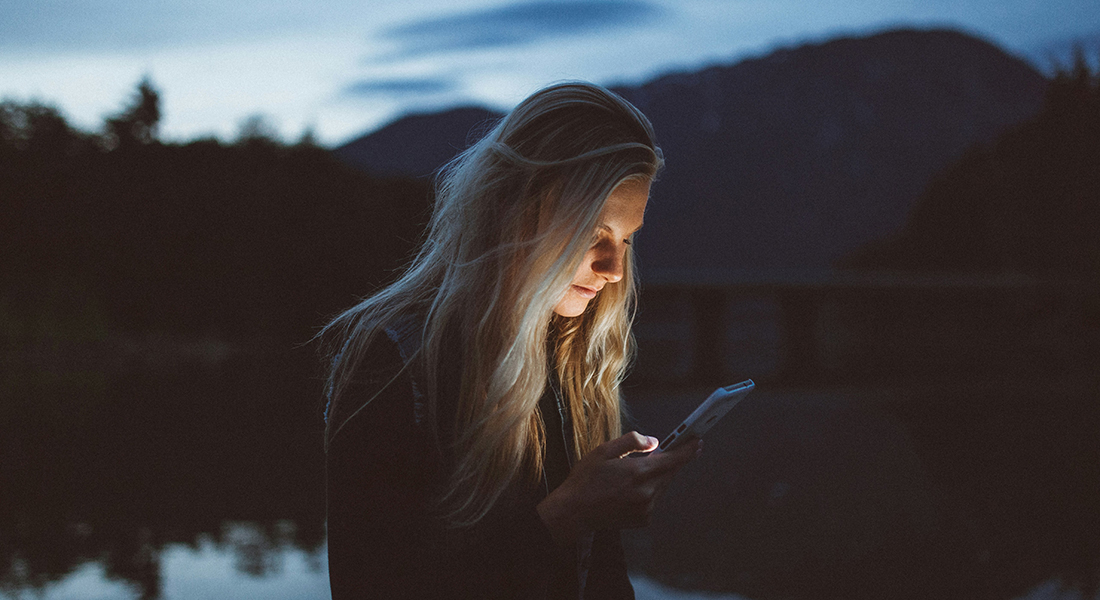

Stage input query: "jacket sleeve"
[
  {"left": 325, "top": 337, "right": 568, "bottom": 600},
  {"left": 583, "top": 528, "right": 636, "bottom": 599}
]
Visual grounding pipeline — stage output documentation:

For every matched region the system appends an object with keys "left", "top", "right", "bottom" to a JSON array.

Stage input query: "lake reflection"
[
  {"left": 1, "top": 350, "right": 327, "bottom": 600},
  {"left": 11, "top": 535, "right": 757, "bottom": 600},
  {"left": 10, "top": 536, "right": 1092, "bottom": 600},
  {"left": 2, "top": 347, "right": 1098, "bottom": 600},
  {"left": 8, "top": 526, "right": 329, "bottom": 600}
]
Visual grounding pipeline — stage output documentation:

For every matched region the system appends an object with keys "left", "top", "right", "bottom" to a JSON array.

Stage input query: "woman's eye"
[{"left": 623, "top": 237, "right": 633, "bottom": 246}]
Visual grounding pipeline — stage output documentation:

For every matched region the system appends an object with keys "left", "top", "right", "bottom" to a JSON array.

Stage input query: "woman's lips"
[{"left": 572, "top": 285, "right": 599, "bottom": 299}]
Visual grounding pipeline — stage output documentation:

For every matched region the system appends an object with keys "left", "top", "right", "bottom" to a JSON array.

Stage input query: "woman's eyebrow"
[{"left": 599, "top": 222, "right": 644, "bottom": 235}]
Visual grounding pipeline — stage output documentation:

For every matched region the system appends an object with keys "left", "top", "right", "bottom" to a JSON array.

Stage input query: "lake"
[{"left": 2, "top": 347, "right": 1097, "bottom": 599}]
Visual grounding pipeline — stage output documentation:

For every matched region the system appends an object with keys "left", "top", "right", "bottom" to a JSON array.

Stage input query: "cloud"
[
  {"left": 342, "top": 77, "right": 458, "bottom": 97},
  {"left": 382, "top": 0, "right": 664, "bottom": 57},
  {"left": 0, "top": 0, "right": 363, "bottom": 53}
]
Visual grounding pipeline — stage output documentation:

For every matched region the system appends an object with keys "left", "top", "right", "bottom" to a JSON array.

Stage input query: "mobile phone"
[{"left": 657, "top": 380, "right": 755, "bottom": 452}]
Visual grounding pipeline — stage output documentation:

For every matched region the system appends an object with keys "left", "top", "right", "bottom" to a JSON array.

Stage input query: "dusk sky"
[{"left": 2, "top": 0, "right": 1097, "bottom": 146}]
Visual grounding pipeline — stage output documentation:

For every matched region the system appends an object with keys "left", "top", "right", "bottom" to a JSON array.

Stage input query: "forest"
[
  {"left": 844, "top": 53, "right": 1100, "bottom": 277},
  {"left": 1, "top": 79, "right": 430, "bottom": 359}
]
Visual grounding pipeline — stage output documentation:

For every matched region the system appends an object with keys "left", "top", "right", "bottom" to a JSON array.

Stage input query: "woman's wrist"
[{"left": 536, "top": 493, "right": 581, "bottom": 547}]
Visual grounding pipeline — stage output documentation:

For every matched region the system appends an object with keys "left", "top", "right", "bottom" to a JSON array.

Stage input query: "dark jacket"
[{"left": 325, "top": 317, "right": 635, "bottom": 599}]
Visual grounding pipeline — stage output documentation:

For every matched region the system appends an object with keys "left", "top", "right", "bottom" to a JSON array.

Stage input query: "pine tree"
[{"left": 104, "top": 76, "right": 162, "bottom": 150}]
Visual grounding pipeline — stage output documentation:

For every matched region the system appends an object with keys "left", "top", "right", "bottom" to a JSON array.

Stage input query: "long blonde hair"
[{"left": 320, "top": 81, "right": 663, "bottom": 526}]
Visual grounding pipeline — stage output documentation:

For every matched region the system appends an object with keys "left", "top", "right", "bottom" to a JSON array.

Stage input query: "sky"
[{"left": 1, "top": 0, "right": 1097, "bottom": 147}]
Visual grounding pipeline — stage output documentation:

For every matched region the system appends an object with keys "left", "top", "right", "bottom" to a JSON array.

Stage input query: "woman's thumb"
[{"left": 603, "top": 431, "right": 659, "bottom": 458}]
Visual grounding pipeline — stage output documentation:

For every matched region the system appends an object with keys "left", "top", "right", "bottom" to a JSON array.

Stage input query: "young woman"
[{"left": 321, "top": 81, "right": 701, "bottom": 599}]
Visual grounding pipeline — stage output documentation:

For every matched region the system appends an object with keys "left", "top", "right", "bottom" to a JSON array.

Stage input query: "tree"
[
  {"left": 0, "top": 100, "right": 81, "bottom": 155},
  {"left": 234, "top": 113, "right": 282, "bottom": 146},
  {"left": 843, "top": 53, "right": 1100, "bottom": 277},
  {"left": 104, "top": 76, "right": 162, "bottom": 150}
]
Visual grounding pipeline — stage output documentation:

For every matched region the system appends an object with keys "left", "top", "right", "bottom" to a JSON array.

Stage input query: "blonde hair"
[{"left": 320, "top": 81, "right": 663, "bottom": 526}]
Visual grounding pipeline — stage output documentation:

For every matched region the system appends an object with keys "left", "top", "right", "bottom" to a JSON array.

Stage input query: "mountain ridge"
[{"left": 336, "top": 27, "right": 1049, "bottom": 273}]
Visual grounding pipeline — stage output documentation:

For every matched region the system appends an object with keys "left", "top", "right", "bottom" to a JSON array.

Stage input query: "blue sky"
[{"left": 1, "top": 0, "right": 1097, "bottom": 146}]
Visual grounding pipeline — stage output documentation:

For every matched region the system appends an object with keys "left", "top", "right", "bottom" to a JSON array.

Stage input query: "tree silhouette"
[
  {"left": 843, "top": 52, "right": 1100, "bottom": 277},
  {"left": 0, "top": 100, "right": 86, "bottom": 155},
  {"left": 235, "top": 113, "right": 281, "bottom": 145},
  {"left": 104, "top": 76, "right": 162, "bottom": 150},
  {"left": 0, "top": 81, "right": 430, "bottom": 344}
]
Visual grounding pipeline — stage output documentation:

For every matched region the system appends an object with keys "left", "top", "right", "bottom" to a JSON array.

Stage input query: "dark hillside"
[
  {"left": 335, "top": 106, "right": 502, "bottom": 178},
  {"left": 0, "top": 92, "right": 430, "bottom": 348},
  {"left": 335, "top": 28, "right": 1049, "bottom": 274},
  {"left": 843, "top": 57, "right": 1100, "bottom": 276},
  {"left": 614, "top": 28, "right": 1048, "bottom": 273}
]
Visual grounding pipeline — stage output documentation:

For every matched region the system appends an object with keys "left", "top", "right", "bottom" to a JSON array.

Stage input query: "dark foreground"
[{"left": 1, "top": 348, "right": 1098, "bottom": 600}]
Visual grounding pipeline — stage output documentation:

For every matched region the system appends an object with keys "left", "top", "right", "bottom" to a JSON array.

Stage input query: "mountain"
[
  {"left": 614, "top": 28, "right": 1048, "bottom": 274},
  {"left": 842, "top": 61, "right": 1100, "bottom": 276},
  {"left": 335, "top": 28, "right": 1048, "bottom": 274},
  {"left": 334, "top": 107, "right": 502, "bottom": 178}
]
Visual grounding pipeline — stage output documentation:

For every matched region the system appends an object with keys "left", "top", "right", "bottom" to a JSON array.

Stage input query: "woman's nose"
[{"left": 591, "top": 243, "right": 625, "bottom": 282}]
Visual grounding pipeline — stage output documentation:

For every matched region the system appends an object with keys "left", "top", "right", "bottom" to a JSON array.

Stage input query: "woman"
[{"left": 321, "top": 81, "right": 701, "bottom": 599}]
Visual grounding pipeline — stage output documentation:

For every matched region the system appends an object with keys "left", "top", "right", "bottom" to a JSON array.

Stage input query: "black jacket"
[{"left": 325, "top": 318, "right": 635, "bottom": 599}]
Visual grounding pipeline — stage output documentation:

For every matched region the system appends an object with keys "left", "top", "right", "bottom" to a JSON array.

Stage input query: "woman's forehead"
[{"left": 600, "top": 178, "right": 649, "bottom": 231}]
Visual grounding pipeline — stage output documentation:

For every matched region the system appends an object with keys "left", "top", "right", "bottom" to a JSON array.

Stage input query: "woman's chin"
[{"left": 553, "top": 299, "right": 589, "bottom": 318}]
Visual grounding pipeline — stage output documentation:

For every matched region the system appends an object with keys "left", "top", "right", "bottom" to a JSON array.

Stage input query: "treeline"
[
  {"left": 0, "top": 79, "right": 430, "bottom": 344},
  {"left": 844, "top": 55, "right": 1100, "bottom": 276}
]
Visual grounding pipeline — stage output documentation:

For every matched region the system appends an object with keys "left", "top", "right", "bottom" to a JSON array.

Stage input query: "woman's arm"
[
  {"left": 584, "top": 528, "right": 636, "bottom": 599},
  {"left": 326, "top": 350, "right": 439, "bottom": 599},
  {"left": 325, "top": 340, "right": 567, "bottom": 599}
]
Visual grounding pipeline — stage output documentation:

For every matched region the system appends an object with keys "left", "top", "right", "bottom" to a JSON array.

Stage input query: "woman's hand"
[{"left": 536, "top": 431, "right": 701, "bottom": 545}]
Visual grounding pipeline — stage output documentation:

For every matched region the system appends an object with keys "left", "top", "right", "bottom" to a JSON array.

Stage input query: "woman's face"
[{"left": 553, "top": 177, "right": 650, "bottom": 317}]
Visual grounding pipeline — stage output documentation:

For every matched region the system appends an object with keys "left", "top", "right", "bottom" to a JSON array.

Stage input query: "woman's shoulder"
[{"left": 326, "top": 312, "right": 428, "bottom": 434}]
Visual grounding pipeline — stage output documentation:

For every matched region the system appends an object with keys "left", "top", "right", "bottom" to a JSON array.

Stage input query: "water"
[
  {"left": 2, "top": 348, "right": 1098, "bottom": 599},
  {"left": 8, "top": 541, "right": 1092, "bottom": 600},
  {"left": 8, "top": 543, "right": 753, "bottom": 600},
  {"left": 5, "top": 533, "right": 328, "bottom": 600}
]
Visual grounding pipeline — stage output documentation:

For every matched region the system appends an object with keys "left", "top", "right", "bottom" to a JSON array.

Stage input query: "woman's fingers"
[
  {"left": 636, "top": 437, "right": 701, "bottom": 477},
  {"left": 599, "top": 431, "right": 659, "bottom": 459},
  {"left": 550, "top": 431, "right": 703, "bottom": 532}
]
